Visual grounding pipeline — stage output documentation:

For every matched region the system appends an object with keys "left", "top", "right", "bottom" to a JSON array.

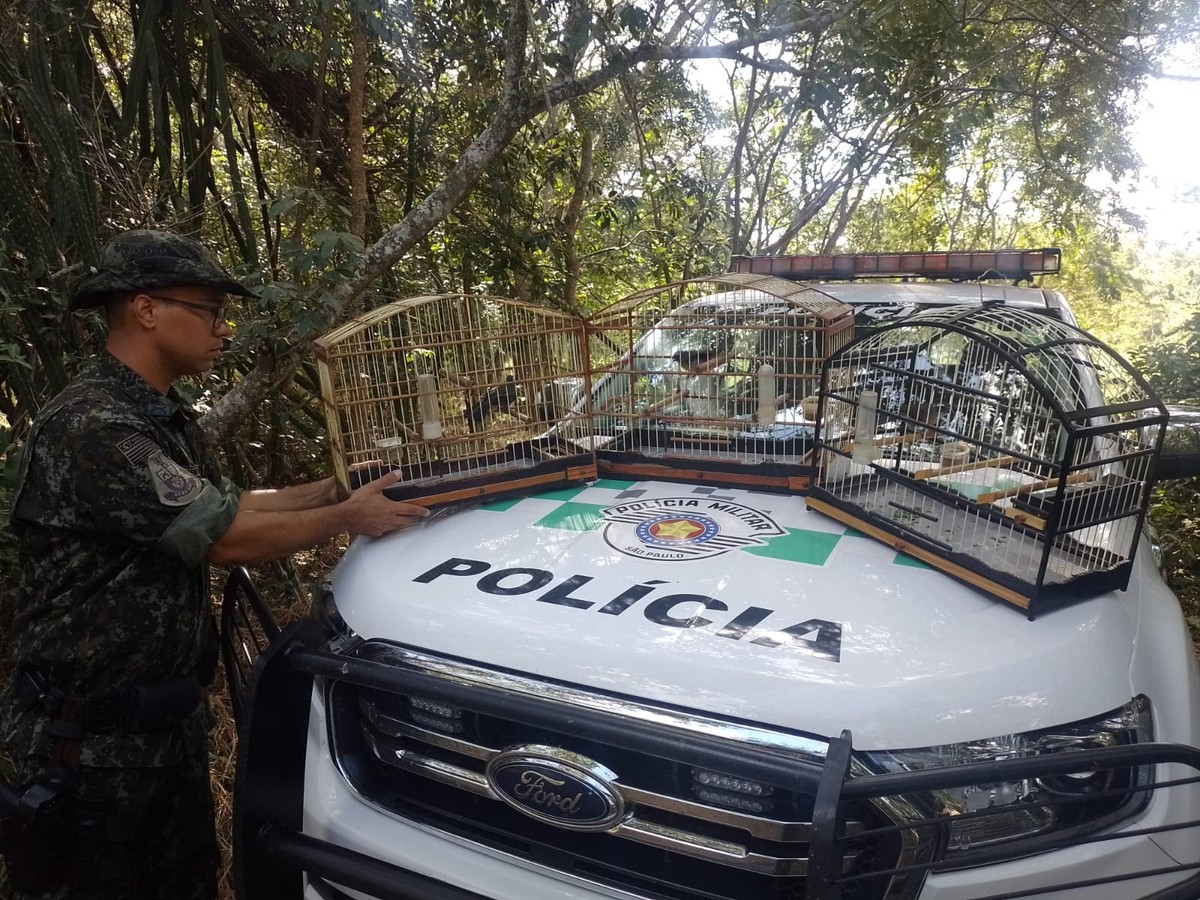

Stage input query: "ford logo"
[{"left": 486, "top": 745, "right": 625, "bottom": 832}]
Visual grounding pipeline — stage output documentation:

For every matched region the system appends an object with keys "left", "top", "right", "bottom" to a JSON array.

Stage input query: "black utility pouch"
[
  {"left": 124, "top": 676, "right": 202, "bottom": 732},
  {"left": 0, "top": 781, "right": 69, "bottom": 895},
  {"left": 1, "top": 783, "right": 133, "bottom": 892}
]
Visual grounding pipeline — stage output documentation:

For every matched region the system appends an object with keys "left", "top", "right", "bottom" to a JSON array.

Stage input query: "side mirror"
[{"left": 1154, "top": 405, "right": 1200, "bottom": 481}]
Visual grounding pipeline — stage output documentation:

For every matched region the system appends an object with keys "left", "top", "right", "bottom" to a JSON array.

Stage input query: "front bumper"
[{"left": 233, "top": 622, "right": 1200, "bottom": 900}]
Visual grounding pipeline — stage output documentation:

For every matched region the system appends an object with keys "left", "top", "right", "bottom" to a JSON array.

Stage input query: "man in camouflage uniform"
[{"left": 0, "top": 230, "right": 427, "bottom": 899}]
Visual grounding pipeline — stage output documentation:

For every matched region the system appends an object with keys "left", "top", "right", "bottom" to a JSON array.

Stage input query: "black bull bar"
[{"left": 229, "top": 622, "right": 1200, "bottom": 900}]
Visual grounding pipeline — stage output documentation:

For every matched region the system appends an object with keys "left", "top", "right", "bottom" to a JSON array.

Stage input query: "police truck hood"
[{"left": 330, "top": 479, "right": 1142, "bottom": 749}]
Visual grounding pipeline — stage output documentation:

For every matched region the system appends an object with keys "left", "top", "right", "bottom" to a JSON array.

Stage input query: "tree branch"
[
  {"left": 533, "top": 3, "right": 863, "bottom": 114},
  {"left": 202, "top": 0, "right": 534, "bottom": 443}
]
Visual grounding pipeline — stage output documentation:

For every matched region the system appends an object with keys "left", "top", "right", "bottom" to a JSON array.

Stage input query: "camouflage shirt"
[{"left": 2, "top": 353, "right": 239, "bottom": 768}]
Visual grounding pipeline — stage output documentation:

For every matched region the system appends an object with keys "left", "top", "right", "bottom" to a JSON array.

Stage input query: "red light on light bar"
[{"left": 731, "top": 249, "right": 1062, "bottom": 283}]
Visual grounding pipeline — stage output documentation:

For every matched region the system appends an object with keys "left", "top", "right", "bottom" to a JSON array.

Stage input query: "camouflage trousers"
[{"left": 5, "top": 736, "right": 218, "bottom": 900}]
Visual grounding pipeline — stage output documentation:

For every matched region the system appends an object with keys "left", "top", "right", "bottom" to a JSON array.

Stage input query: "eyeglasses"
[{"left": 144, "top": 294, "right": 230, "bottom": 331}]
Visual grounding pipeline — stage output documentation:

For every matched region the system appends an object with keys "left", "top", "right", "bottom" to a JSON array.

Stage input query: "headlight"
[{"left": 862, "top": 697, "right": 1152, "bottom": 868}]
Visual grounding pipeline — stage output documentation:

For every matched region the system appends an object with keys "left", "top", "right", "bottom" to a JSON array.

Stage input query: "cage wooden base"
[
  {"left": 806, "top": 485, "right": 1134, "bottom": 617},
  {"left": 598, "top": 455, "right": 814, "bottom": 492},
  {"left": 805, "top": 495, "right": 1033, "bottom": 611},
  {"left": 384, "top": 465, "right": 599, "bottom": 508},
  {"left": 372, "top": 440, "right": 597, "bottom": 507}
]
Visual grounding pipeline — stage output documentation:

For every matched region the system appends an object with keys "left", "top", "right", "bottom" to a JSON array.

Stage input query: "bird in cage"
[
  {"left": 534, "top": 378, "right": 584, "bottom": 425},
  {"left": 465, "top": 375, "right": 520, "bottom": 431},
  {"left": 897, "top": 396, "right": 949, "bottom": 431}
]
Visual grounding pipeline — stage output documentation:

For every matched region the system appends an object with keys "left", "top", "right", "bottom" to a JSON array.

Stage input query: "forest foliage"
[{"left": 1, "top": 0, "right": 1199, "bottom": 578}]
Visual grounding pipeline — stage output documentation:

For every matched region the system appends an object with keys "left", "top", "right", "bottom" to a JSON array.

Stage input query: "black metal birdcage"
[{"left": 808, "top": 305, "right": 1168, "bottom": 616}]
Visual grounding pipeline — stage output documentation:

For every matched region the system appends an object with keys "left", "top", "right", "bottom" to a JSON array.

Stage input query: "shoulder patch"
[{"left": 147, "top": 451, "right": 204, "bottom": 507}]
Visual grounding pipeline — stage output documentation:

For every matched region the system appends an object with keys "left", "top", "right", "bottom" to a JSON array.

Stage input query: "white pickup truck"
[{"left": 225, "top": 250, "right": 1200, "bottom": 900}]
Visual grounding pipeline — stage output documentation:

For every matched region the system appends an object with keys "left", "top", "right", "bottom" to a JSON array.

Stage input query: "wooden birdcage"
[
  {"left": 315, "top": 294, "right": 595, "bottom": 506},
  {"left": 807, "top": 305, "right": 1168, "bottom": 616},
  {"left": 583, "top": 274, "right": 855, "bottom": 489}
]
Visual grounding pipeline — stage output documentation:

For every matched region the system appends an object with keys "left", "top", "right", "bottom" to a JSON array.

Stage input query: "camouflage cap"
[{"left": 69, "top": 229, "right": 255, "bottom": 309}]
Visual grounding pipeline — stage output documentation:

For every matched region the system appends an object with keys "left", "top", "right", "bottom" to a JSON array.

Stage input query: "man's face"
[{"left": 139, "top": 285, "right": 234, "bottom": 377}]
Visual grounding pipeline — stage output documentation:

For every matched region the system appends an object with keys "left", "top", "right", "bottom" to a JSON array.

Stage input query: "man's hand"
[
  {"left": 340, "top": 470, "right": 430, "bottom": 537},
  {"left": 326, "top": 459, "right": 391, "bottom": 504},
  {"left": 209, "top": 469, "right": 430, "bottom": 566}
]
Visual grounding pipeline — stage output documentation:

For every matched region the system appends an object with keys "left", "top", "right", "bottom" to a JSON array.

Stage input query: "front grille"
[{"left": 326, "top": 642, "right": 909, "bottom": 900}]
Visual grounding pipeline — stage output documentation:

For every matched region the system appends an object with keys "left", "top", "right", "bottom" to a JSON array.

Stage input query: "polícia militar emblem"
[
  {"left": 601, "top": 496, "right": 785, "bottom": 561},
  {"left": 147, "top": 451, "right": 204, "bottom": 507}
]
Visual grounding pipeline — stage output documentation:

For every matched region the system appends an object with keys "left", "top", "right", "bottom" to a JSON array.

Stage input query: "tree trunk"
[{"left": 562, "top": 121, "right": 593, "bottom": 313}]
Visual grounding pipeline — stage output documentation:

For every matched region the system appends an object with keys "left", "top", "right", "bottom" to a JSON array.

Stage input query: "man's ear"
[{"left": 127, "top": 293, "right": 158, "bottom": 330}]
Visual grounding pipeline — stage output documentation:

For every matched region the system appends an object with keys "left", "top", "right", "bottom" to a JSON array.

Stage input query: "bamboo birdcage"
[
  {"left": 315, "top": 294, "right": 595, "bottom": 506},
  {"left": 807, "top": 305, "right": 1168, "bottom": 616},
  {"left": 582, "top": 274, "right": 856, "bottom": 489}
]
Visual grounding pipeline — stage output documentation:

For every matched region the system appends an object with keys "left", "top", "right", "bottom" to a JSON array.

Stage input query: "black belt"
[{"left": 16, "top": 669, "right": 203, "bottom": 735}]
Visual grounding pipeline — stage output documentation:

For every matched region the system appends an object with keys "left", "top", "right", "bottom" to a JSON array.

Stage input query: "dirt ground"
[{"left": 212, "top": 550, "right": 335, "bottom": 900}]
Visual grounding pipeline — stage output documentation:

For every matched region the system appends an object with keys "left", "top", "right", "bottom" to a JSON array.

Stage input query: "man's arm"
[
  {"left": 207, "top": 470, "right": 428, "bottom": 567},
  {"left": 237, "top": 477, "right": 339, "bottom": 512},
  {"left": 239, "top": 461, "right": 390, "bottom": 512}
]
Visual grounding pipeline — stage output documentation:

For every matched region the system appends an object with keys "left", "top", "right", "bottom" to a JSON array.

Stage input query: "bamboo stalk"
[
  {"left": 110, "top": 0, "right": 156, "bottom": 140},
  {"left": 202, "top": 0, "right": 257, "bottom": 265}
]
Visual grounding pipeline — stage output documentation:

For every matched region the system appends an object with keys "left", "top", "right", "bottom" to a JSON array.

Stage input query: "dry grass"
[
  {"left": 211, "top": 667, "right": 240, "bottom": 900},
  {"left": 1181, "top": 585, "right": 1200, "bottom": 660},
  {"left": 211, "top": 544, "right": 344, "bottom": 900}
]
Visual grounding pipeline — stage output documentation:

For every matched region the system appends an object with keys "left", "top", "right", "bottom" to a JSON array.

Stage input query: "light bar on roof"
[{"left": 731, "top": 249, "right": 1061, "bottom": 283}]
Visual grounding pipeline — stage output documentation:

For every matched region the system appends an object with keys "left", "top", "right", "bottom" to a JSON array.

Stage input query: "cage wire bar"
[
  {"left": 315, "top": 294, "right": 596, "bottom": 506},
  {"left": 808, "top": 305, "right": 1168, "bottom": 615},
  {"left": 583, "top": 274, "right": 855, "bottom": 489}
]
